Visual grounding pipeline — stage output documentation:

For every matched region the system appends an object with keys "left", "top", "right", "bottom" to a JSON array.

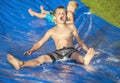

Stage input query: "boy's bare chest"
[{"left": 53, "top": 28, "right": 73, "bottom": 38}]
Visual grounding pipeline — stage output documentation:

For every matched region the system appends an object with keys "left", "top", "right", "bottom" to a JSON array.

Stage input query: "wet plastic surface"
[{"left": 0, "top": 0, "right": 120, "bottom": 83}]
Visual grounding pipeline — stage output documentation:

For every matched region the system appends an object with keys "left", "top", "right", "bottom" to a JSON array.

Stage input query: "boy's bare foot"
[
  {"left": 28, "top": 9, "right": 34, "bottom": 16},
  {"left": 40, "top": 6, "right": 49, "bottom": 14},
  {"left": 84, "top": 48, "right": 95, "bottom": 65},
  {"left": 7, "top": 54, "right": 22, "bottom": 70},
  {"left": 40, "top": 6, "right": 45, "bottom": 14},
  {"left": 95, "top": 51, "right": 100, "bottom": 54}
]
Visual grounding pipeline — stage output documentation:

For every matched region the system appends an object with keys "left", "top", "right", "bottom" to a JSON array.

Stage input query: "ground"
[{"left": 81, "top": 0, "right": 120, "bottom": 28}]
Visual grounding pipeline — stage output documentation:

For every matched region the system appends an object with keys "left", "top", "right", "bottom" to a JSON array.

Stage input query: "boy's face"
[
  {"left": 67, "top": 2, "right": 77, "bottom": 11},
  {"left": 54, "top": 8, "right": 67, "bottom": 24},
  {"left": 67, "top": 3, "right": 73, "bottom": 10}
]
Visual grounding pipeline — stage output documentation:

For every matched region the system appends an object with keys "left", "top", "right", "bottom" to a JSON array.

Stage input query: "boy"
[
  {"left": 7, "top": 6, "right": 96, "bottom": 70},
  {"left": 28, "top": 1, "right": 78, "bottom": 24}
]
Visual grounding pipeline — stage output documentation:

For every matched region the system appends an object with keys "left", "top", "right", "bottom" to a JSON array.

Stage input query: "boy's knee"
[{"left": 44, "top": 55, "right": 49, "bottom": 61}]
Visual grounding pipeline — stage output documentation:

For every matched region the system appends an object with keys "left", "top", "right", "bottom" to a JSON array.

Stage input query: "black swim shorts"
[{"left": 47, "top": 47, "right": 77, "bottom": 62}]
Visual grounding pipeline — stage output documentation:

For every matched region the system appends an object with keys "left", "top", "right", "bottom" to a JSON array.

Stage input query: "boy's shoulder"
[
  {"left": 67, "top": 11, "right": 74, "bottom": 16},
  {"left": 67, "top": 11, "right": 73, "bottom": 14},
  {"left": 48, "top": 26, "right": 56, "bottom": 32},
  {"left": 66, "top": 23, "right": 74, "bottom": 27}
]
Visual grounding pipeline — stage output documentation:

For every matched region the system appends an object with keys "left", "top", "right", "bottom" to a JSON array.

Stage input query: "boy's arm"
[
  {"left": 24, "top": 29, "right": 52, "bottom": 55},
  {"left": 66, "top": 12, "right": 74, "bottom": 24},
  {"left": 72, "top": 25, "right": 100, "bottom": 54},
  {"left": 72, "top": 25, "right": 89, "bottom": 52}
]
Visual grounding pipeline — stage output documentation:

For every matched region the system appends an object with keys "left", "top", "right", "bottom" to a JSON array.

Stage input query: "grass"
[{"left": 81, "top": 0, "right": 120, "bottom": 28}]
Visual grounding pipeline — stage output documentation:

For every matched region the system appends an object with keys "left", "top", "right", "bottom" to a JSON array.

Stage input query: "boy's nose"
[{"left": 62, "top": 13, "right": 65, "bottom": 16}]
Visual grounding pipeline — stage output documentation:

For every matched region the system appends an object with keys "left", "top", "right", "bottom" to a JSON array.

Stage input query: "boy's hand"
[{"left": 24, "top": 50, "right": 33, "bottom": 55}]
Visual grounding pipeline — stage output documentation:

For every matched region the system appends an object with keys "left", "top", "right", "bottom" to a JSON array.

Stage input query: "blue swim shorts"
[{"left": 45, "top": 14, "right": 54, "bottom": 22}]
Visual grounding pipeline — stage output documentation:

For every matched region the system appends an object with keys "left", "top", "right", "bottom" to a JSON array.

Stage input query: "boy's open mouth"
[{"left": 60, "top": 16, "right": 64, "bottom": 21}]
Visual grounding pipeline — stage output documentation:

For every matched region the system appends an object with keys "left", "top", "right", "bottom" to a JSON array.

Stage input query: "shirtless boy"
[
  {"left": 28, "top": 1, "right": 78, "bottom": 24},
  {"left": 7, "top": 6, "right": 96, "bottom": 70}
]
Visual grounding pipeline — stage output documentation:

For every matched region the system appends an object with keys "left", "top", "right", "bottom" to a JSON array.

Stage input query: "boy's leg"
[
  {"left": 28, "top": 9, "right": 34, "bottom": 16},
  {"left": 7, "top": 54, "right": 52, "bottom": 70},
  {"left": 40, "top": 6, "right": 50, "bottom": 14},
  {"left": 70, "top": 52, "right": 84, "bottom": 64},
  {"left": 70, "top": 48, "right": 95, "bottom": 65},
  {"left": 28, "top": 9, "right": 46, "bottom": 18}
]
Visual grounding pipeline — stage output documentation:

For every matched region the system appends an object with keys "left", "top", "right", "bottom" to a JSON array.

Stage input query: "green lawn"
[{"left": 81, "top": 0, "right": 120, "bottom": 28}]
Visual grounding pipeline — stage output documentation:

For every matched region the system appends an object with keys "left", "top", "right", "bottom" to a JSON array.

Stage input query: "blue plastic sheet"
[{"left": 0, "top": 0, "right": 120, "bottom": 83}]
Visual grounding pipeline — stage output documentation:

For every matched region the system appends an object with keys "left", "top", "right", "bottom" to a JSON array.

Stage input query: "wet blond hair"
[{"left": 68, "top": 1, "right": 78, "bottom": 10}]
